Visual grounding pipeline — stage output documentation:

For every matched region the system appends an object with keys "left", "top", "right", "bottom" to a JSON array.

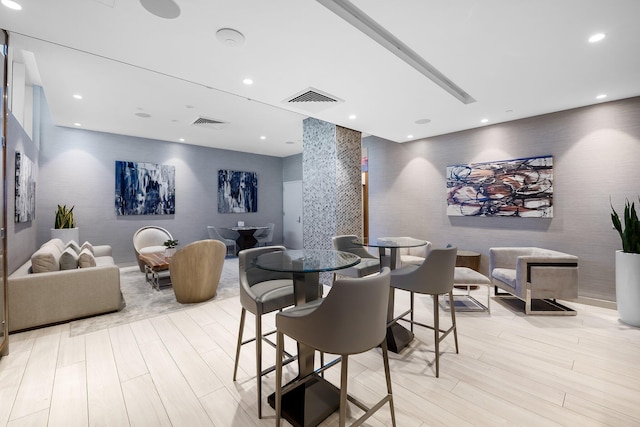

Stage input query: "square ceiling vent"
[{"left": 283, "top": 87, "right": 344, "bottom": 114}]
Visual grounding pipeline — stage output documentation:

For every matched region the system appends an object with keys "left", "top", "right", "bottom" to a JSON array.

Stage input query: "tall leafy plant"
[
  {"left": 611, "top": 198, "right": 640, "bottom": 254},
  {"left": 54, "top": 204, "right": 75, "bottom": 229}
]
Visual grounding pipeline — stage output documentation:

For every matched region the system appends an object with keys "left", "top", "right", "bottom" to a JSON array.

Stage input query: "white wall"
[{"left": 364, "top": 97, "right": 640, "bottom": 302}]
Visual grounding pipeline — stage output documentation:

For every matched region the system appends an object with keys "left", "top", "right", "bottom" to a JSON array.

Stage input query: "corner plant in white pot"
[
  {"left": 51, "top": 204, "right": 80, "bottom": 243},
  {"left": 611, "top": 197, "right": 640, "bottom": 327}
]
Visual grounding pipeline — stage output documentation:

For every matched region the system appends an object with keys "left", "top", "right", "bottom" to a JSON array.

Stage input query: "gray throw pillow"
[{"left": 59, "top": 247, "right": 79, "bottom": 270}]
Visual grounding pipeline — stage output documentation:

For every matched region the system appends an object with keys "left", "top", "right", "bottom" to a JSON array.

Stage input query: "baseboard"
[{"left": 575, "top": 296, "right": 617, "bottom": 310}]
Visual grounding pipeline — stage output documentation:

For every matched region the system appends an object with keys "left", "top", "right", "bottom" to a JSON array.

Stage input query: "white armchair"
[{"left": 489, "top": 247, "right": 578, "bottom": 315}]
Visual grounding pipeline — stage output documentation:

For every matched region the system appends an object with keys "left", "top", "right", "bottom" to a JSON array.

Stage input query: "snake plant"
[
  {"left": 54, "top": 204, "right": 75, "bottom": 229},
  {"left": 611, "top": 198, "right": 640, "bottom": 254}
]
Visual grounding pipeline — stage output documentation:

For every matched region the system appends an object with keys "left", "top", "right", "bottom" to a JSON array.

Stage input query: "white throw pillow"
[
  {"left": 31, "top": 244, "right": 62, "bottom": 273},
  {"left": 81, "top": 241, "right": 94, "bottom": 254},
  {"left": 59, "top": 247, "right": 79, "bottom": 270},
  {"left": 66, "top": 240, "right": 81, "bottom": 254},
  {"left": 78, "top": 248, "right": 96, "bottom": 268}
]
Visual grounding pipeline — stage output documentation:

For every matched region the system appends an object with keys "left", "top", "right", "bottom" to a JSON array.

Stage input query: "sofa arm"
[{"left": 515, "top": 252, "right": 578, "bottom": 299}]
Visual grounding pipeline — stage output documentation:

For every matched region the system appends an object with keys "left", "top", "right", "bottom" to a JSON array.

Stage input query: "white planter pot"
[
  {"left": 51, "top": 227, "right": 80, "bottom": 244},
  {"left": 615, "top": 250, "right": 640, "bottom": 327}
]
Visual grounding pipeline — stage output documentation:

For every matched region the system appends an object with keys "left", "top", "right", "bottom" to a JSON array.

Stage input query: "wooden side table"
[
  {"left": 139, "top": 252, "right": 172, "bottom": 290},
  {"left": 456, "top": 250, "right": 480, "bottom": 271}
]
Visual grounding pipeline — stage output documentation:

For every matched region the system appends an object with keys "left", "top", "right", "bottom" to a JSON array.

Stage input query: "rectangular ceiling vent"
[
  {"left": 283, "top": 87, "right": 344, "bottom": 113},
  {"left": 191, "top": 116, "right": 228, "bottom": 130}
]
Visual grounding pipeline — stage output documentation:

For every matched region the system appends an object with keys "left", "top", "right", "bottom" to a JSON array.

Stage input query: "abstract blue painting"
[
  {"left": 446, "top": 155, "right": 553, "bottom": 217},
  {"left": 115, "top": 160, "right": 175, "bottom": 215},
  {"left": 218, "top": 170, "right": 257, "bottom": 213},
  {"left": 15, "top": 151, "right": 36, "bottom": 223}
]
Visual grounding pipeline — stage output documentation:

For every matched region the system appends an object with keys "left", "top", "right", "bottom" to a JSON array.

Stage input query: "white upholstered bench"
[{"left": 448, "top": 267, "right": 492, "bottom": 313}]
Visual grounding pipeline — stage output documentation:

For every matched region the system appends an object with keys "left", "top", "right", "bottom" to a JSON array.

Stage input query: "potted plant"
[
  {"left": 611, "top": 197, "right": 640, "bottom": 327},
  {"left": 163, "top": 239, "right": 179, "bottom": 257},
  {"left": 51, "top": 204, "right": 80, "bottom": 243}
]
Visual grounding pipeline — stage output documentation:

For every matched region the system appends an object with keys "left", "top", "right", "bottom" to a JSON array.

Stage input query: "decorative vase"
[
  {"left": 51, "top": 227, "right": 80, "bottom": 244},
  {"left": 615, "top": 250, "right": 640, "bottom": 327}
]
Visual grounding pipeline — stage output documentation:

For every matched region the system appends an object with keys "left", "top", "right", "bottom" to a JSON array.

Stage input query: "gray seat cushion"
[
  {"left": 492, "top": 268, "right": 517, "bottom": 289},
  {"left": 340, "top": 258, "right": 381, "bottom": 277},
  {"left": 251, "top": 279, "right": 296, "bottom": 314}
]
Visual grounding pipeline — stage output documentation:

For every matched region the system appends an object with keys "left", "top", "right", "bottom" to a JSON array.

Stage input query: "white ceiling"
[{"left": 2, "top": 0, "right": 639, "bottom": 157}]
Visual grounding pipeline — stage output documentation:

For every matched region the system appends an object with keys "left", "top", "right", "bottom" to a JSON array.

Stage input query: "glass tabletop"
[
  {"left": 225, "top": 225, "right": 268, "bottom": 231},
  {"left": 254, "top": 249, "right": 360, "bottom": 273},
  {"left": 352, "top": 237, "right": 428, "bottom": 248}
]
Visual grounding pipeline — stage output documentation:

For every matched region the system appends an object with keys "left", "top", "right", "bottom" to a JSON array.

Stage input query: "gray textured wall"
[
  {"left": 282, "top": 153, "right": 302, "bottom": 182},
  {"left": 363, "top": 97, "right": 640, "bottom": 302},
  {"left": 21, "top": 89, "right": 285, "bottom": 267}
]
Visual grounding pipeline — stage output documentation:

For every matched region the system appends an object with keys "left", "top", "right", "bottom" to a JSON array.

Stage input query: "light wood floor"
[{"left": 1, "top": 277, "right": 639, "bottom": 426}]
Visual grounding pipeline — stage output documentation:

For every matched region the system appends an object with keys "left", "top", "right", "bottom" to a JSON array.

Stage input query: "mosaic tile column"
[{"left": 303, "top": 118, "right": 362, "bottom": 283}]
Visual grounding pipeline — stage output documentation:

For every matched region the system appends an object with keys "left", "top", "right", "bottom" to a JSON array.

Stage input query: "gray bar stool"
[
  {"left": 275, "top": 268, "right": 396, "bottom": 427},
  {"left": 389, "top": 246, "right": 458, "bottom": 377}
]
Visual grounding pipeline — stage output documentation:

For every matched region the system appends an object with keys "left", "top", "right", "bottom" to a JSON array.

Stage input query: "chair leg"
[
  {"left": 275, "top": 331, "right": 284, "bottom": 427},
  {"left": 449, "top": 291, "right": 459, "bottom": 354},
  {"left": 410, "top": 291, "right": 415, "bottom": 332},
  {"left": 339, "top": 355, "right": 349, "bottom": 427},
  {"left": 233, "top": 308, "right": 246, "bottom": 381},
  {"left": 433, "top": 294, "right": 440, "bottom": 378},
  {"left": 381, "top": 340, "right": 397, "bottom": 427},
  {"left": 255, "top": 314, "right": 263, "bottom": 418}
]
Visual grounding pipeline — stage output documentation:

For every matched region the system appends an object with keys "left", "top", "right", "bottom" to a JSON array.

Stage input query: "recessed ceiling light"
[
  {"left": 73, "top": 94, "right": 83, "bottom": 100},
  {"left": 134, "top": 112, "right": 151, "bottom": 118},
  {"left": 1, "top": 0, "right": 22, "bottom": 10},
  {"left": 407, "top": 134, "right": 413, "bottom": 139},
  {"left": 596, "top": 94, "right": 607, "bottom": 99},
  {"left": 260, "top": 136, "right": 266, "bottom": 140},
  {"left": 185, "top": 105, "right": 194, "bottom": 109},
  {"left": 216, "top": 28, "right": 245, "bottom": 48},
  {"left": 285, "top": 141, "right": 295, "bottom": 145},
  {"left": 74, "top": 123, "right": 81, "bottom": 127},
  {"left": 243, "top": 78, "right": 253, "bottom": 85},
  {"left": 481, "top": 118, "right": 489, "bottom": 124},
  {"left": 179, "top": 138, "right": 185, "bottom": 142},
  {"left": 348, "top": 114, "right": 357, "bottom": 120},
  {"left": 414, "top": 118, "right": 431, "bottom": 124},
  {"left": 588, "top": 33, "right": 606, "bottom": 43}
]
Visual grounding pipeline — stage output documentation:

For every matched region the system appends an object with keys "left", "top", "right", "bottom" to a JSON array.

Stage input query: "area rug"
[{"left": 69, "top": 257, "right": 240, "bottom": 336}]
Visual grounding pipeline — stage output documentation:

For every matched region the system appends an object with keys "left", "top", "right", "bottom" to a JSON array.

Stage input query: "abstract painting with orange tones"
[{"left": 446, "top": 156, "right": 553, "bottom": 217}]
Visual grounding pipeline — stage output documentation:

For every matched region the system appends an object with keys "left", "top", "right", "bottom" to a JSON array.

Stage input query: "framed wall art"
[
  {"left": 446, "top": 155, "right": 553, "bottom": 217},
  {"left": 15, "top": 151, "right": 36, "bottom": 223},
  {"left": 115, "top": 160, "right": 175, "bottom": 215},
  {"left": 218, "top": 169, "right": 257, "bottom": 213}
]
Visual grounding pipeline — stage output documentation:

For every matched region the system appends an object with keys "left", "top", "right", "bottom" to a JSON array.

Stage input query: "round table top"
[
  {"left": 352, "top": 237, "right": 428, "bottom": 249},
  {"left": 254, "top": 249, "right": 360, "bottom": 273}
]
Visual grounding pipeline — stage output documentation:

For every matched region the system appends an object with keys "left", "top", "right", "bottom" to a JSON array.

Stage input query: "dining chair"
[
  {"left": 331, "top": 235, "right": 380, "bottom": 281},
  {"left": 255, "top": 222, "right": 275, "bottom": 246},
  {"left": 275, "top": 268, "right": 395, "bottom": 427},
  {"left": 233, "top": 245, "right": 298, "bottom": 418},
  {"left": 206, "top": 225, "right": 236, "bottom": 256},
  {"left": 389, "top": 246, "right": 458, "bottom": 377},
  {"left": 132, "top": 226, "right": 173, "bottom": 272}
]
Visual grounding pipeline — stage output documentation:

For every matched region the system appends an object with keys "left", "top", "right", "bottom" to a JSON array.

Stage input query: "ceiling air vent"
[
  {"left": 283, "top": 87, "right": 344, "bottom": 113},
  {"left": 191, "top": 116, "right": 228, "bottom": 130}
]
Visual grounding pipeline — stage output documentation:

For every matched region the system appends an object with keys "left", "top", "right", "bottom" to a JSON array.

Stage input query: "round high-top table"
[
  {"left": 254, "top": 249, "right": 360, "bottom": 427},
  {"left": 352, "top": 237, "right": 428, "bottom": 353}
]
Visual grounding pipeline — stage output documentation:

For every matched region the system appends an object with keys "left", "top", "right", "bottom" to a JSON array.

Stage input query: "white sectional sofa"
[{"left": 8, "top": 238, "right": 123, "bottom": 332}]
